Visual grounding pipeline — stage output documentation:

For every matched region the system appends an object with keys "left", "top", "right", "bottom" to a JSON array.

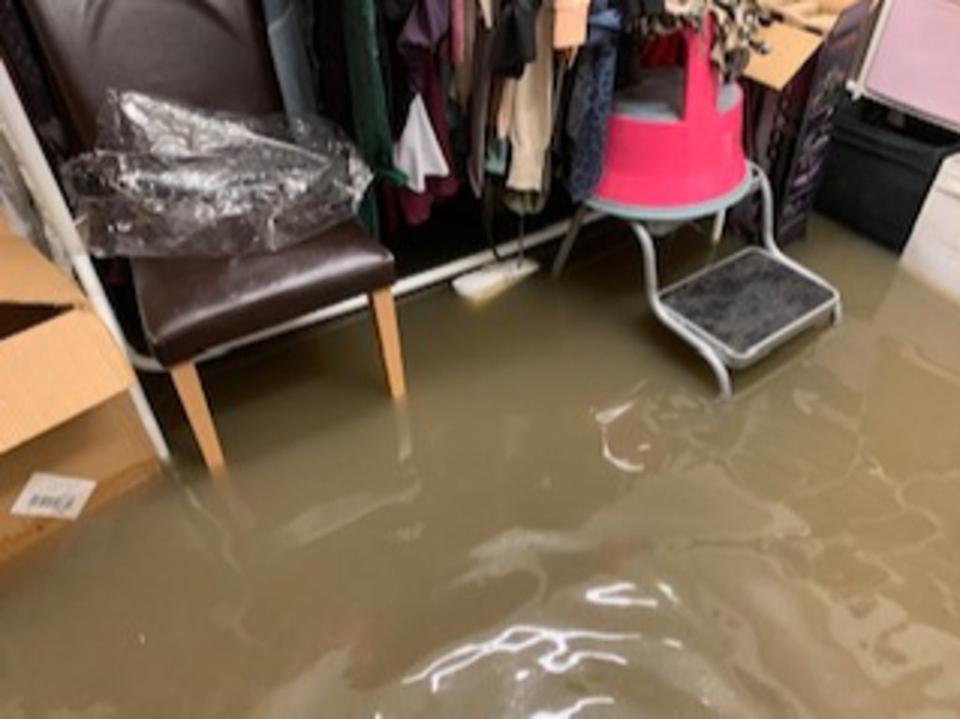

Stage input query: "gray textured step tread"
[{"left": 661, "top": 248, "right": 835, "bottom": 356}]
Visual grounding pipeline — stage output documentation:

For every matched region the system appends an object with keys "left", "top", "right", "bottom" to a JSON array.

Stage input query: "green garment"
[{"left": 342, "top": 0, "right": 403, "bottom": 235}]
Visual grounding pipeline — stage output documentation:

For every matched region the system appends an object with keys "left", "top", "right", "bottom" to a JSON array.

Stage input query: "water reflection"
[
  {"left": 529, "top": 696, "right": 615, "bottom": 718},
  {"left": 403, "top": 624, "right": 641, "bottom": 694},
  {"left": 585, "top": 581, "right": 659, "bottom": 609}
]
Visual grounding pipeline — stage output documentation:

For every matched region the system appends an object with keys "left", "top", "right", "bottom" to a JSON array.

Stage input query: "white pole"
[{"left": 0, "top": 60, "right": 171, "bottom": 462}]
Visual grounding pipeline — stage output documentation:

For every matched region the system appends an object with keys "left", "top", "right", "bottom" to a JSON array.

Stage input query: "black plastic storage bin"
[{"left": 816, "top": 99, "right": 960, "bottom": 253}]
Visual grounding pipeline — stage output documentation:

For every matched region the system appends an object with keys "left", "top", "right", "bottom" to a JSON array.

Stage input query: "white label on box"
[{"left": 10, "top": 473, "right": 97, "bottom": 520}]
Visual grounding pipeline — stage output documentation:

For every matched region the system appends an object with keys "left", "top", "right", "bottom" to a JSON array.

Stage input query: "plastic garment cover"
[{"left": 62, "top": 91, "right": 374, "bottom": 257}]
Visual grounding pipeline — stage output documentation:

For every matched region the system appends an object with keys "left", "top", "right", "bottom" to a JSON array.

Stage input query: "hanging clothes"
[
  {"left": 637, "top": 0, "right": 667, "bottom": 14},
  {"left": 342, "top": 0, "right": 403, "bottom": 235},
  {"left": 554, "top": 0, "right": 590, "bottom": 48},
  {"left": 453, "top": 0, "right": 477, "bottom": 107},
  {"left": 468, "top": 18, "right": 496, "bottom": 196},
  {"left": 506, "top": 4, "right": 553, "bottom": 193},
  {"left": 566, "top": 0, "right": 622, "bottom": 203},
  {"left": 383, "top": 0, "right": 418, "bottom": 17},
  {"left": 395, "top": 0, "right": 459, "bottom": 226},
  {"left": 496, "top": 78, "right": 518, "bottom": 139},
  {"left": 392, "top": 94, "right": 450, "bottom": 192},
  {"left": 262, "top": 0, "right": 320, "bottom": 116},
  {"left": 468, "top": 0, "right": 545, "bottom": 198},
  {"left": 312, "top": 0, "right": 353, "bottom": 131},
  {"left": 381, "top": 0, "right": 417, "bottom": 134},
  {"left": 479, "top": 0, "right": 497, "bottom": 28},
  {"left": 491, "top": 0, "right": 540, "bottom": 78},
  {"left": 399, "top": 0, "right": 449, "bottom": 65},
  {"left": 343, "top": 0, "right": 395, "bottom": 176},
  {"left": 451, "top": 0, "right": 466, "bottom": 65},
  {"left": 504, "top": 59, "right": 569, "bottom": 215}
]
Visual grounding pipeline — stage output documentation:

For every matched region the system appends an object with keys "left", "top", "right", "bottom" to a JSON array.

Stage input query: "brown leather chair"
[{"left": 22, "top": 0, "right": 406, "bottom": 472}]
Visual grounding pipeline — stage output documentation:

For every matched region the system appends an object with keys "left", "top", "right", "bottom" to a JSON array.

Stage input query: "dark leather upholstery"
[
  {"left": 133, "top": 222, "right": 394, "bottom": 365},
  {"left": 23, "top": 0, "right": 396, "bottom": 366},
  {"left": 22, "top": 0, "right": 283, "bottom": 148}
]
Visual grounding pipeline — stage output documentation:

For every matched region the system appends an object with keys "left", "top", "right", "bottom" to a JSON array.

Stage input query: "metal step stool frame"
[{"left": 553, "top": 162, "right": 842, "bottom": 398}]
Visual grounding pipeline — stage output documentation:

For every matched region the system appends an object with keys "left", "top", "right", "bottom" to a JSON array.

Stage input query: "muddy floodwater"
[{"left": 3, "top": 217, "right": 960, "bottom": 718}]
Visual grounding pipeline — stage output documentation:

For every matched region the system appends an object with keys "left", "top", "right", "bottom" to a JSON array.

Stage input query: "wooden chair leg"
[
  {"left": 369, "top": 287, "right": 407, "bottom": 400},
  {"left": 169, "top": 362, "right": 226, "bottom": 473}
]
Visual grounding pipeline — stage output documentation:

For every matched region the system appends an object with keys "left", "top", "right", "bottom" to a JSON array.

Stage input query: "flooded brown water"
[{"left": 3, "top": 217, "right": 960, "bottom": 718}]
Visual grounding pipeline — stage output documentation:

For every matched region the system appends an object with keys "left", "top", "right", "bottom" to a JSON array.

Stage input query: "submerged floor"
[{"left": 3, "top": 217, "right": 960, "bottom": 717}]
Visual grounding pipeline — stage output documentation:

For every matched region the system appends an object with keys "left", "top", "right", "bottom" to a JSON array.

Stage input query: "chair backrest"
[{"left": 22, "top": 0, "right": 283, "bottom": 150}]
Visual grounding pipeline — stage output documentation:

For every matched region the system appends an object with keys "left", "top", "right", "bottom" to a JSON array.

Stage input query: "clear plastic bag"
[{"left": 62, "top": 90, "right": 374, "bottom": 258}]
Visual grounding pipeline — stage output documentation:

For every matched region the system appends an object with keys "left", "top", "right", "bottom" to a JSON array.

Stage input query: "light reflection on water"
[{"left": 403, "top": 624, "right": 641, "bottom": 694}]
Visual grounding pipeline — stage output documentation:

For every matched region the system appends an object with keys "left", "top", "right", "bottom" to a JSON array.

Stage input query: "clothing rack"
[{"left": 1, "top": 0, "right": 766, "bottom": 378}]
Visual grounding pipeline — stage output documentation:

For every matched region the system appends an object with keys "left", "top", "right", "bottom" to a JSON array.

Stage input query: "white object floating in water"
[
  {"left": 452, "top": 257, "right": 539, "bottom": 304},
  {"left": 10, "top": 472, "right": 97, "bottom": 520}
]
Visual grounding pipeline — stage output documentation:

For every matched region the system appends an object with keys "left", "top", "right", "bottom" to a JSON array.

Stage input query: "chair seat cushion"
[{"left": 132, "top": 221, "right": 394, "bottom": 366}]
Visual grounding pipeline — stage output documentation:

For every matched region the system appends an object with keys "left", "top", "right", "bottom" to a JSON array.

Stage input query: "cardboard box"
[
  {"left": 0, "top": 216, "right": 134, "bottom": 452},
  {"left": 0, "top": 394, "right": 160, "bottom": 563},
  {"left": 763, "top": 0, "right": 862, "bottom": 34},
  {"left": 735, "top": 0, "right": 872, "bottom": 245},
  {"left": 746, "top": 21, "right": 823, "bottom": 90},
  {"left": 0, "top": 215, "right": 160, "bottom": 562},
  {"left": 745, "top": 0, "right": 866, "bottom": 90}
]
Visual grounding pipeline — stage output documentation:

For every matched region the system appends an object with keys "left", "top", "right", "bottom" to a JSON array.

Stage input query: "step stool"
[{"left": 554, "top": 22, "right": 841, "bottom": 398}]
